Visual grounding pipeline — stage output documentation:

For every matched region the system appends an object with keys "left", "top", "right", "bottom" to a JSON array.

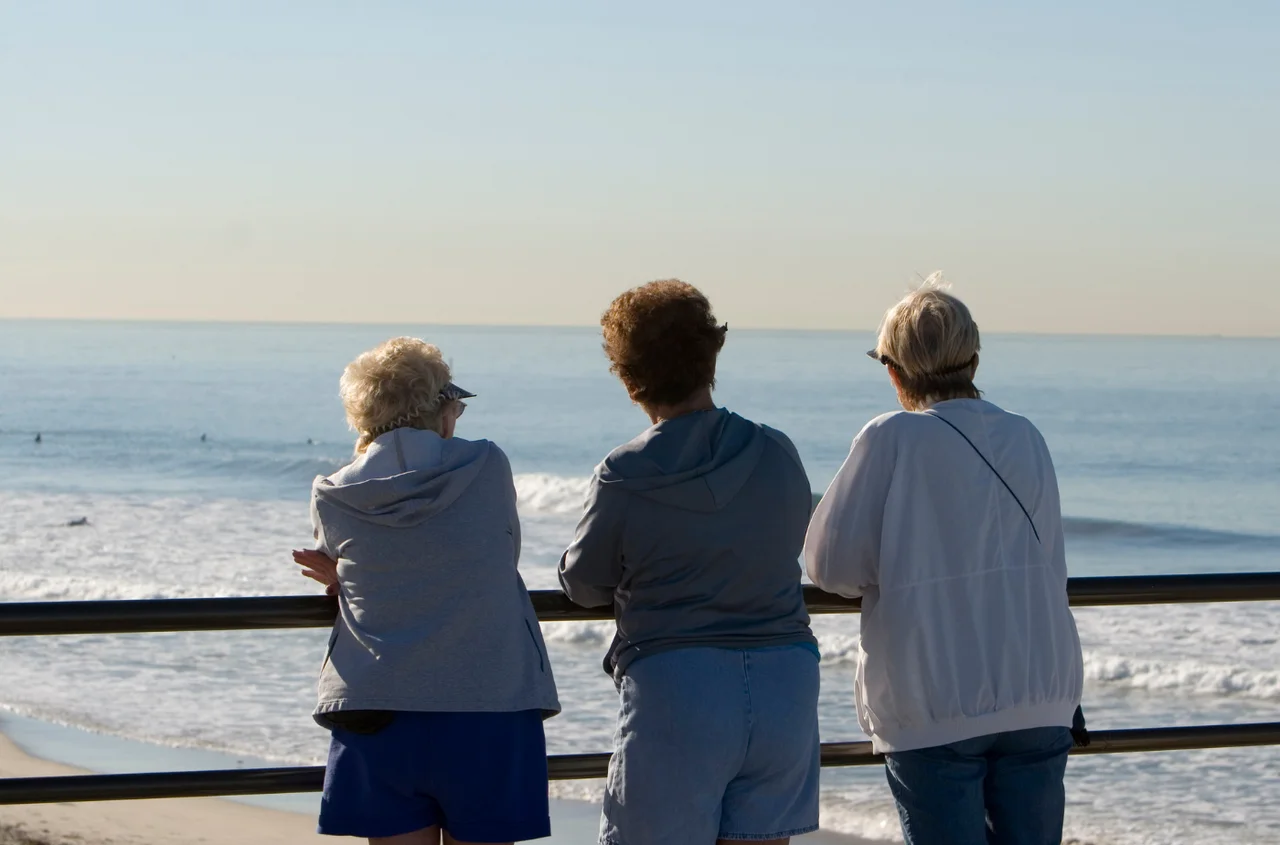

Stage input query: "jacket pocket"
[{"left": 524, "top": 618, "right": 546, "bottom": 672}]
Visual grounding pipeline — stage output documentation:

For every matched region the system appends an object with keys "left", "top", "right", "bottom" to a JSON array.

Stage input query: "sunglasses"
[{"left": 866, "top": 349, "right": 977, "bottom": 376}]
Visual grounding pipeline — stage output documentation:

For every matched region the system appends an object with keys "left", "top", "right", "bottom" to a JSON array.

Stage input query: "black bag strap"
[
  {"left": 926, "top": 411, "right": 1086, "bottom": 738},
  {"left": 925, "top": 411, "right": 1041, "bottom": 545}
]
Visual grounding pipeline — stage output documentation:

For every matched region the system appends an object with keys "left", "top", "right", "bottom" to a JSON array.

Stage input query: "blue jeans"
[
  {"left": 884, "top": 726, "right": 1073, "bottom": 845},
  {"left": 601, "top": 645, "right": 821, "bottom": 844}
]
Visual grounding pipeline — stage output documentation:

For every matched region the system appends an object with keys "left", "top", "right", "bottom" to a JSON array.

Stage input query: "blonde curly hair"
[{"left": 340, "top": 337, "right": 453, "bottom": 453}]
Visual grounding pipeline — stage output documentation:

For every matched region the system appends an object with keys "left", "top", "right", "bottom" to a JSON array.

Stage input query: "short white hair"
[{"left": 873, "top": 273, "right": 982, "bottom": 408}]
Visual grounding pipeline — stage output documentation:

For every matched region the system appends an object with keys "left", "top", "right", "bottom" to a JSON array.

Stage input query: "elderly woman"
[
  {"left": 559, "top": 281, "right": 820, "bottom": 845},
  {"left": 804, "top": 284, "right": 1084, "bottom": 845},
  {"left": 293, "top": 336, "right": 559, "bottom": 845}
]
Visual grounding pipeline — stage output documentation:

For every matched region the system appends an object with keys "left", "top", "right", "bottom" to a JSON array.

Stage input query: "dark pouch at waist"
[
  {"left": 317, "top": 710, "right": 396, "bottom": 735},
  {"left": 1071, "top": 705, "right": 1090, "bottom": 748}
]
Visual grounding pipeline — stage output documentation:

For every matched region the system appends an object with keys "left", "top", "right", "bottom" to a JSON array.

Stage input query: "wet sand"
[{"left": 0, "top": 730, "right": 331, "bottom": 845}]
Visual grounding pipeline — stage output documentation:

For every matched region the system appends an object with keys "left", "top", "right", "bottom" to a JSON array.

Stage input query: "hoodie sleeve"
[
  {"left": 558, "top": 474, "right": 626, "bottom": 608},
  {"left": 309, "top": 489, "right": 338, "bottom": 559},
  {"left": 804, "top": 419, "right": 896, "bottom": 598}
]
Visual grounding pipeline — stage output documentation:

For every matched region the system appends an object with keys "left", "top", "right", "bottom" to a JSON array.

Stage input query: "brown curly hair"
[{"left": 601, "top": 280, "right": 728, "bottom": 407}]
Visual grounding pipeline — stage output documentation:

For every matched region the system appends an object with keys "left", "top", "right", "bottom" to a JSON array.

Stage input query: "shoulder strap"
[{"left": 925, "top": 411, "right": 1042, "bottom": 545}]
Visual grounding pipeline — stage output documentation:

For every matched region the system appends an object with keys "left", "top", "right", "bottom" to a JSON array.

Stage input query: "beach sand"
[
  {"left": 0, "top": 725, "right": 872, "bottom": 845},
  {"left": 0, "top": 730, "right": 332, "bottom": 845}
]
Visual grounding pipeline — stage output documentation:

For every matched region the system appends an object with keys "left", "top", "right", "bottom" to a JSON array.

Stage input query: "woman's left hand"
[{"left": 293, "top": 548, "right": 340, "bottom": 596}]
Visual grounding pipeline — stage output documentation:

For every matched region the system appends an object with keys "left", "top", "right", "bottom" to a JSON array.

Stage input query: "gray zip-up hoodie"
[
  {"left": 558, "top": 408, "right": 817, "bottom": 679},
  {"left": 311, "top": 427, "right": 560, "bottom": 722}
]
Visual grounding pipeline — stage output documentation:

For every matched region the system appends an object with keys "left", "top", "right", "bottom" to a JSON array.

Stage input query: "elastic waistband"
[{"left": 872, "top": 701, "right": 1079, "bottom": 754}]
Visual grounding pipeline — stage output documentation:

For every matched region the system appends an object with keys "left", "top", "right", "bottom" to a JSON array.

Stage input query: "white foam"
[
  {"left": 540, "top": 620, "right": 615, "bottom": 646},
  {"left": 0, "top": 572, "right": 189, "bottom": 602},
  {"left": 815, "top": 632, "right": 863, "bottom": 665},
  {"left": 816, "top": 789, "right": 906, "bottom": 842},
  {"left": 1084, "top": 653, "right": 1280, "bottom": 701},
  {"left": 514, "top": 473, "right": 591, "bottom": 515},
  {"left": 548, "top": 778, "right": 607, "bottom": 803}
]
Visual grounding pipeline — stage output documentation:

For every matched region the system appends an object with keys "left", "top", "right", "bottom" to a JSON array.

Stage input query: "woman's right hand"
[{"left": 293, "top": 548, "right": 340, "bottom": 596}]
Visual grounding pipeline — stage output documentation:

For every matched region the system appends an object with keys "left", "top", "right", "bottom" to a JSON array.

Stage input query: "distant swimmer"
[
  {"left": 201, "top": 433, "right": 207, "bottom": 442},
  {"left": 34, "top": 433, "right": 42, "bottom": 444},
  {"left": 67, "top": 517, "right": 89, "bottom": 527},
  {"left": 307, "top": 438, "right": 314, "bottom": 445}
]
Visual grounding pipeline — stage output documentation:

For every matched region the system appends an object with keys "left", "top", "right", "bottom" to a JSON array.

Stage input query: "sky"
[{"left": 2, "top": 2, "right": 1278, "bottom": 335}]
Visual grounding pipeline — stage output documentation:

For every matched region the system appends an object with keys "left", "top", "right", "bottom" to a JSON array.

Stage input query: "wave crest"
[
  {"left": 514, "top": 473, "right": 589, "bottom": 515},
  {"left": 1084, "top": 653, "right": 1280, "bottom": 701},
  {"left": 1063, "top": 516, "right": 1280, "bottom": 549}
]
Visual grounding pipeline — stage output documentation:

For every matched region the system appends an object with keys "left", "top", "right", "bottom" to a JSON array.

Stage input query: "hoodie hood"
[
  {"left": 312, "top": 428, "right": 489, "bottom": 527},
  {"left": 597, "top": 408, "right": 765, "bottom": 513}
]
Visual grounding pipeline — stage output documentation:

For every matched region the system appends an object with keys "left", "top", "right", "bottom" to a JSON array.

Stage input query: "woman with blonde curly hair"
[
  {"left": 560, "top": 281, "right": 820, "bottom": 845},
  {"left": 293, "top": 337, "right": 560, "bottom": 845}
]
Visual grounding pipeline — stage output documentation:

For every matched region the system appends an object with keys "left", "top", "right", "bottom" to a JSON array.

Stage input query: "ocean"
[{"left": 1, "top": 320, "right": 1277, "bottom": 843}]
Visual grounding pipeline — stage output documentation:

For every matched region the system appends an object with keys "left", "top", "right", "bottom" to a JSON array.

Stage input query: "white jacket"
[{"left": 805, "top": 398, "right": 1082, "bottom": 753}]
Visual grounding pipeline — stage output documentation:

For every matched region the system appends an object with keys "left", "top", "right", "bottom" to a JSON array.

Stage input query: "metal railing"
[
  {"left": 4, "top": 571, "right": 1279, "bottom": 637},
  {"left": 1, "top": 571, "right": 1278, "bottom": 805}
]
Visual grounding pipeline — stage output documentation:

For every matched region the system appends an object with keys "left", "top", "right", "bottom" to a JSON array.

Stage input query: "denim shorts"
[
  {"left": 601, "top": 644, "right": 821, "bottom": 844},
  {"left": 318, "top": 709, "right": 550, "bottom": 842}
]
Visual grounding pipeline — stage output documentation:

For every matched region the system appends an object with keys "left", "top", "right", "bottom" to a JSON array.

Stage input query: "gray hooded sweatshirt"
[
  {"left": 559, "top": 408, "right": 817, "bottom": 679},
  {"left": 310, "top": 427, "right": 560, "bottom": 722}
]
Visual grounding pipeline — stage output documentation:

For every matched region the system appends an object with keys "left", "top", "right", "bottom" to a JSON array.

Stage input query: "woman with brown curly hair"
[{"left": 560, "top": 281, "right": 821, "bottom": 845}]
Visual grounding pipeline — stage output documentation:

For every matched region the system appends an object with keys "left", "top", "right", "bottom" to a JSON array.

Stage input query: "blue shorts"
[
  {"left": 318, "top": 709, "right": 550, "bottom": 842},
  {"left": 601, "top": 645, "right": 821, "bottom": 844}
]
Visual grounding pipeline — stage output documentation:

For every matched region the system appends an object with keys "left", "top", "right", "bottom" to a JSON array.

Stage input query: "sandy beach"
[
  {"left": 0, "top": 730, "right": 332, "bottom": 845},
  {"left": 0, "top": 722, "right": 872, "bottom": 845}
]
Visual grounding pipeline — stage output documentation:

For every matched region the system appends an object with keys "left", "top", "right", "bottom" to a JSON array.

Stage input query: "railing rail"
[
  {"left": 1, "top": 571, "right": 1278, "bottom": 806},
  {"left": 1, "top": 723, "right": 1278, "bottom": 805},
  {"left": 2, "top": 571, "right": 1278, "bottom": 637}
]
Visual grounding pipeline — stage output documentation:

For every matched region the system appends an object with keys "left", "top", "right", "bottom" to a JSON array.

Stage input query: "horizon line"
[{"left": 0, "top": 314, "right": 1276, "bottom": 341}]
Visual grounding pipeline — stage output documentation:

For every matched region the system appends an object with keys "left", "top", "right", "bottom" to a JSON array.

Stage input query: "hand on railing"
[{"left": 292, "top": 549, "right": 339, "bottom": 596}]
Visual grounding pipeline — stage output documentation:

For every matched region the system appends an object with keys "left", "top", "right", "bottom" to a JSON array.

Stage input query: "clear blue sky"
[{"left": 2, "top": 1, "right": 1277, "bottom": 334}]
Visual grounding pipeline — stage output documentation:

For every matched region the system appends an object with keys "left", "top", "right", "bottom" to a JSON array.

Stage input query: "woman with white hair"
[
  {"left": 804, "top": 283, "right": 1084, "bottom": 845},
  {"left": 293, "top": 336, "right": 560, "bottom": 845}
]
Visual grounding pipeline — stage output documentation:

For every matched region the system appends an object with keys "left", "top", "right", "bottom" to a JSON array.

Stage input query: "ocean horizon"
[{"left": 4, "top": 316, "right": 1280, "bottom": 341}]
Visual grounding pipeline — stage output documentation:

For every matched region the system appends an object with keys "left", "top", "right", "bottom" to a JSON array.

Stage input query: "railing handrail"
[
  {"left": 1, "top": 571, "right": 1278, "bottom": 636},
  {"left": 2, "top": 571, "right": 1278, "bottom": 806},
  {"left": 1, "top": 722, "right": 1278, "bottom": 805}
]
